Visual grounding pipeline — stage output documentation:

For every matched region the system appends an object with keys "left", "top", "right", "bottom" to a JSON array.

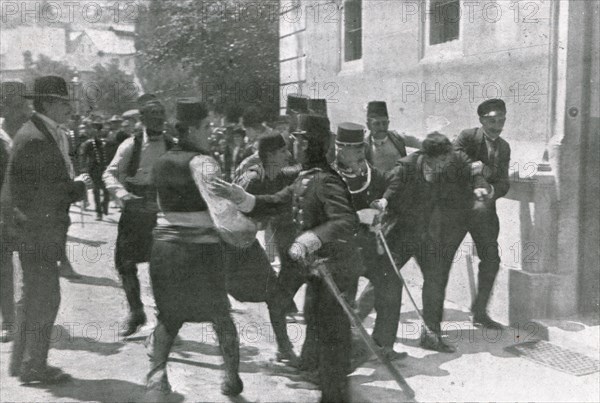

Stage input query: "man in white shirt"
[{"left": 103, "top": 96, "right": 172, "bottom": 337}]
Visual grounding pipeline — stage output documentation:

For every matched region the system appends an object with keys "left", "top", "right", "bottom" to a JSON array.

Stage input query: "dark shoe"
[
  {"left": 120, "top": 310, "right": 147, "bottom": 337},
  {"left": 473, "top": 313, "right": 504, "bottom": 330},
  {"left": 1, "top": 329, "right": 13, "bottom": 343},
  {"left": 20, "top": 365, "right": 72, "bottom": 384},
  {"left": 420, "top": 330, "right": 456, "bottom": 353},
  {"left": 380, "top": 346, "right": 408, "bottom": 361},
  {"left": 95, "top": 214, "right": 102, "bottom": 221},
  {"left": 221, "top": 374, "right": 243, "bottom": 396}
]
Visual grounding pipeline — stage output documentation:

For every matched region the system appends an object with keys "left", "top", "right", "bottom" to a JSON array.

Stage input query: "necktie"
[{"left": 487, "top": 139, "right": 497, "bottom": 167}]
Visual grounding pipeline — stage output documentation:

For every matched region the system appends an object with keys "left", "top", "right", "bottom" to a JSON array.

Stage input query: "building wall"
[{"left": 281, "top": 0, "right": 561, "bottom": 323}]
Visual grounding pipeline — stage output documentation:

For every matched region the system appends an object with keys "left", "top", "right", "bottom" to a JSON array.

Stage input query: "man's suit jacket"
[
  {"left": 0, "top": 113, "right": 85, "bottom": 244},
  {"left": 384, "top": 150, "right": 489, "bottom": 236},
  {"left": 454, "top": 127, "right": 511, "bottom": 201}
]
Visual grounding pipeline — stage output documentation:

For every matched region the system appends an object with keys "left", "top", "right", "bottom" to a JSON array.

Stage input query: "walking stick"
[
  {"left": 310, "top": 258, "right": 416, "bottom": 398},
  {"left": 360, "top": 208, "right": 433, "bottom": 335},
  {"left": 79, "top": 200, "right": 85, "bottom": 228}
]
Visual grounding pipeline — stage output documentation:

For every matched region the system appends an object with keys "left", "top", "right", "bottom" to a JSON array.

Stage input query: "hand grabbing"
[
  {"left": 473, "top": 187, "right": 490, "bottom": 201},
  {"left": 210, "top": 178, "right": 248, "bottom": 204}
]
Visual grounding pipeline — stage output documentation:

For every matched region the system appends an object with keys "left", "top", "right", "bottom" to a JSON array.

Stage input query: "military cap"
[
  {"left": 24, "top": 76, "right": 70, "bottom": 101},
  {"left": 137, "top": 93, "right": 158, "bottom": 107},
  {"left": 335, "top": 122, "right": 365, "bottom": 146},
  {"left": 122, "top": 109, "right": 139, "bottom": 119},
  {"left": 176, "top": 98, "right": 208, "bottom": 124},
  {"left": 293, "top": 114, "right": 331, "bottom": 143},
  {"left": 286, "top": 93, "right": 310, "bottom": 115},
  {"left": 0, "top": 81, "right": 27, "bottom": 106},
  {"left": 308, "top": 98, "right": 328, "bottom": 117},
  {"left": 477, "top": 98, "right": 506, "bottom": 117},
  {"left": 367, "top": 101, "right": 388, "bottom": 118},
  {"left": 109, "top": 114, "right": 123, "bottom": 123}
]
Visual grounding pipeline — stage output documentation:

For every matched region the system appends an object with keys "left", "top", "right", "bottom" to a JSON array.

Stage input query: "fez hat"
[
  {"left": 477, "top": 98, "right": 506, "bottom": 117},
  {"left": 367, "top": 101, "right": 388, "bottom": 118},
  {"left": 258, "top": 133, "right": 287, "bottom": 156},
  {"left": 0, "top": 81, "right": 27, "bottom": 106},
  {"left": 109, "top": 114, "right": 123, "bottom": 123},
  {"left": 286, "top": 93, "right": 310, "bottom": 115},
  {"left": 25, "top": 76, "right": 70, "bottom": 101},
  {"left": 336, "top": 122, "right": 366, "bottom": 146},
  {"left": 176, "top": 98, "right": 208, "bottom": 124},
  {"left": 293, "top": 114, "right": 331, "bottom": 143},
  {"left": 308, "top": 99, "right": 328, "bottom": 117}
]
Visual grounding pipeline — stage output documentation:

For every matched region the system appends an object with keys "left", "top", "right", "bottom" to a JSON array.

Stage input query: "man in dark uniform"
[
  {"left": 0, "top": 81, "right": 31, "bottom": 343},
  {"left": 331, "top": 122, "right": 407, "bottom": 361},
  {"left": 3, "top": 76, "right": 92, "bottom": 382},
  {"left": 147, "top": 99, "right": 244, "bottom": 398},
  {"left": 80, "top": 121, "right": 111, "bottom": 220},
  {"left": 454, "top": 99, "right": 511, "bottom": 329},
  {"left": 103, "top": 95, "right": 171, "bottom": 337},
  {"left": 386, "top": 132, "right": 491, "bottom": 352},
  {"left": 213, "top": 114, "right": 360, "bottom": 402}
]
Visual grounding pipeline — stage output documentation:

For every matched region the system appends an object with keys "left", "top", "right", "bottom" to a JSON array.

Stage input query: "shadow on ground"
[{"left": 26, "top": 377, "right": 184, "bottom": 403}]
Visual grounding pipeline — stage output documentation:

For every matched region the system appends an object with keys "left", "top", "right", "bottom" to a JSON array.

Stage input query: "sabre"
[
  {"left": 309, "top": 258, "right": 416, "bottom": 398},
  {"left": 359, "top": 208, "right": 432, "bottom": 335}
]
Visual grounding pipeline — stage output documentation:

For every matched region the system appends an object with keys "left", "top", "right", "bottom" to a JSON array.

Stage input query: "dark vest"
[{"left": 153, "top": 149, "right": 208, "bottom": 213}]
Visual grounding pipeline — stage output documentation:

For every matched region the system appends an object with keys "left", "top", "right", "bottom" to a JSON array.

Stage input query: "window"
[
  {"left": 429, "top": 0, "right": 460, "bottom": 45},
  {"left": 344, "top": 0, "right": 362, "bottom": 61}
]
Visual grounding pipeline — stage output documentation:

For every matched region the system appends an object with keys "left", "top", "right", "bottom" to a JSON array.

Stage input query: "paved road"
[{"left": 1, "top": 202, "right": 598, "bottom": 402}]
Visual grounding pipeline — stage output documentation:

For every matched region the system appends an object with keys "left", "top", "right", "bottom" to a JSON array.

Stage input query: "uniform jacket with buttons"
[
  {"left": 454, "top": 127, "right": 511, "bottom": 201},
  {"left": 248, "top": 163, "right": 359, "bottom": 262}
]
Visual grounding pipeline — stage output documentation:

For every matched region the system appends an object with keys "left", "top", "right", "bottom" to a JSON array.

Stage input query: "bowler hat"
[
  {"left": 308, "top": 99, "right": 328, "bottom": 117},
  {"left": 286, "top": 93, "right": 309, "bottom": 115},
  {"left": 336, "top": 122, "right": 365, "bottom": 146},
  {"left": 367, "top": 101, "right": 388, "bottom": 118},
  {"left": 176, "top": 98, "right": 208, "bottom": 124},
  {"left": 25, "top": 76, "right": 70, "bottom": 101},
  {"left": 0, "top": 81, "right": 27, "bottom": 105},
  {"left": 477, "top": 98, "right": 506, "bottom": 117}
]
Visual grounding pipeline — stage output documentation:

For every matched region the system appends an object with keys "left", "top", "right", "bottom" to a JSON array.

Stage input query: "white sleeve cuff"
[
  {"left": 115, "top": 188, "right": 130, "bottom": 200},
  {"left": 488, "top": 184, "right": 495, "bottom": 199},
  {"left": 295, "top": 231, "right": 323, "bottom": 254},
  {"left": 238, "top": 193, "right": 256, "bottom": 213}
]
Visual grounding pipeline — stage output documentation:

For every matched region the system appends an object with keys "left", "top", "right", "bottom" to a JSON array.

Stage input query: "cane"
[
  {"left": 359, "top": 208, "right": 432, "bottom": 335},
  {"left": 309, "top": 258, "right": 416, "bottom": 398}
]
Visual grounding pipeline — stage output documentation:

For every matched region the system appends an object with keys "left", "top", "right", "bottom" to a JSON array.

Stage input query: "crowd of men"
[{"left": 0, "top": 75, "right": 510, "bottom": 403}]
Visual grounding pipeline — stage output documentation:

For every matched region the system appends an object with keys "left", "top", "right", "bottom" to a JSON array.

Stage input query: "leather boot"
[
  {"left": 120, "top": 274, "right": 146, "bottom": 337},
  {"left": 214, "top": 317, "right": 243, "bottom": 396},
  {"left": 145, "top": 322, "right": 175, "bottom": 399}
]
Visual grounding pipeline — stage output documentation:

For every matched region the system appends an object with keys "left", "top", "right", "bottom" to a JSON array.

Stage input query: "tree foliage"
[
  {"left": 87, "top": 60, "right": 139, "bottom": 116},
  {"left": 23, "top": 52, "right": 75, "bottom": 83},
  {"left": 135, "top": 0, "right": 279, "bottom": 121}
]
